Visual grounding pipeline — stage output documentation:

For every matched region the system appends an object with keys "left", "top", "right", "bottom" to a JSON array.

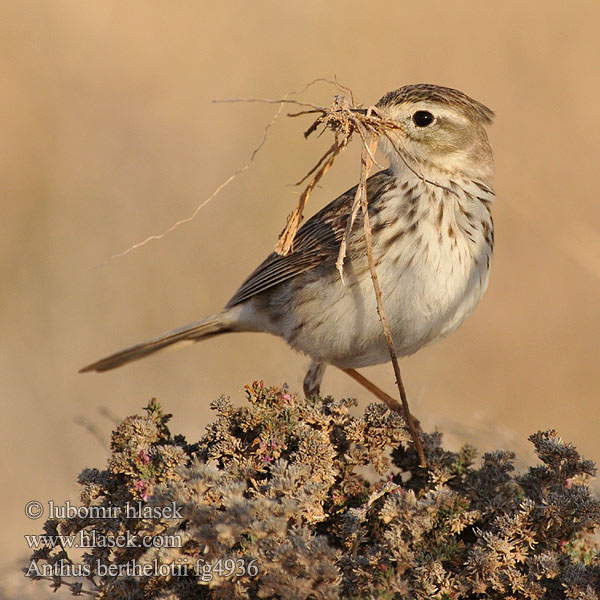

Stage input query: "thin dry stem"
[
  {"left": 357, "top": 130, "right": 426, "bottom": 467},
  {"left": 276, "top": 140, "right": 344, "bottom": 255},
  {"left": 294, "top": 140, "right": 345, "bottom": 186},
  {"left": 99, "top": 109, "right": 283, "bottom": 266},
  {"left": 335, "top": 118, "right": 385, "bottom": 278},
  {"left": 214, "top": 97, "right": 322, "bottom": 111},
  {"left": 99, "top": 78, "right": 339, "bottom": 266}
]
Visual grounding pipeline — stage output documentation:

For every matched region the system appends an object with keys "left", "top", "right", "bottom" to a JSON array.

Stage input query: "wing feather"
[{"left": 226, "top": 169, "right": 393, "bottom": 308}]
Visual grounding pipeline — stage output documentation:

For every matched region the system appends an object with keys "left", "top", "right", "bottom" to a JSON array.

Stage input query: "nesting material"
[{"left": 272, "top": 88, "right": 425, "bottom": 466}]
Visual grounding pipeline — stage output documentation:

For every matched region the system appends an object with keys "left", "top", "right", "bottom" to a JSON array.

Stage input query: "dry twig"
[
  {"left": 276, "top": 139, "right": 345, "bottom": 255},
  {"left": 353, "top": 126, "right": 426, "bottom": 467},
  {"left": 271, "top": 89, "right": 427, "bottom": 464},
  {"left": 275, "top": 95, "right": 403, "bottom": 260},
  {"left": 100, "top": 79, "right": 339, "bottom": 266}
]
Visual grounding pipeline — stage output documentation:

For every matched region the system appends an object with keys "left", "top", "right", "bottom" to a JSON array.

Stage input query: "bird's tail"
[{"left": 79, "top": 313, "right": 228, "bottom": 373}]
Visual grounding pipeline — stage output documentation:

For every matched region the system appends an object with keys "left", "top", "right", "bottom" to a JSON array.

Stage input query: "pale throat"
[{"left": 381, "top": 137, "right": 493, "bottom": 187}]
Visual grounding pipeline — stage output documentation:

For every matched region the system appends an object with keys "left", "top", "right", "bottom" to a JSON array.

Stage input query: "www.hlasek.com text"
[{"left": 25, "top": 530, "right": 182, "bottom": 550}]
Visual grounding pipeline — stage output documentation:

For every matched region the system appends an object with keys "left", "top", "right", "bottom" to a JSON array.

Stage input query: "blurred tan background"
[{"left": 2, "top": 1, "right": 600, "bottom": 596}]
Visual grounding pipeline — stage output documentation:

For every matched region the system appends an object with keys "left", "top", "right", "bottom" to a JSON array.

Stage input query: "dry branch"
[
  {"left": 100, "top": 78, "right": 341, "bottom": 265},
  {"left": 275, "top": 95, "right": 404, "bottom": 259},
  {"left": 269, "top": 91, "right": 429, "bottom": 464},
  {"left": 275, "top": 140, "right": 344, "bottom": 255},
  {"left": 354, "top": 127, "right": 426, "bottom": 467}
]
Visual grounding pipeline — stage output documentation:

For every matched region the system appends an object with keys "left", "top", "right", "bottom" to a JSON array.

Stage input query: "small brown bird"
[{"left": 81, "top": 84, "right": 495, "bottom": 397}]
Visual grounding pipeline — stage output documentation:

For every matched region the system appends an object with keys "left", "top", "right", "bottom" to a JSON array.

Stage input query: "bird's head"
[{"left": 375, "top": 84, "right": 495, "bottom": 182}]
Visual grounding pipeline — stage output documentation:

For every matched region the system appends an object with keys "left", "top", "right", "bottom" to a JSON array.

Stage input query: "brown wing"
[{"left": 225, "top": 169, "right": 393, "bottom": 308}]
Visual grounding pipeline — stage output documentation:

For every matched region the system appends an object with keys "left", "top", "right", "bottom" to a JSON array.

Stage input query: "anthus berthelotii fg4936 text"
[{"left": 81, "top": 84, "right": 495, "bottom": 406}]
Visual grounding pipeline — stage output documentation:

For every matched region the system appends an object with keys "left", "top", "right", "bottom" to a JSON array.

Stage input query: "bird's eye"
[{"left": 412, "top": 110, "right": 434, "bottom": 127}]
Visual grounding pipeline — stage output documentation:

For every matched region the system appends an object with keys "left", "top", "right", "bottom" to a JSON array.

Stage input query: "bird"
[{"left": 81, "top": 84, "right": 495, "bottom": 399}]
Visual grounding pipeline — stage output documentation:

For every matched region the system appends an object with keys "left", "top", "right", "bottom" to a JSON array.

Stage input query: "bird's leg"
[
  {"left": 303, "top": 360, "right": 327, "bottom": 397},
  {"left": 340, "top": 368, "right": 422, "bottom": 430}
]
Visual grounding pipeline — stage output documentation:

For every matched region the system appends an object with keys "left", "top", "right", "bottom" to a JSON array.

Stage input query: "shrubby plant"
[{"left": 28, "top": 383, "right": 600, "bottom": 599}]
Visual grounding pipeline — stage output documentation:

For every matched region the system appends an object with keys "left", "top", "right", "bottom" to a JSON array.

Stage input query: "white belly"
[{"left": 285, "top": 188, "right": 493, "bottom": 368}]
